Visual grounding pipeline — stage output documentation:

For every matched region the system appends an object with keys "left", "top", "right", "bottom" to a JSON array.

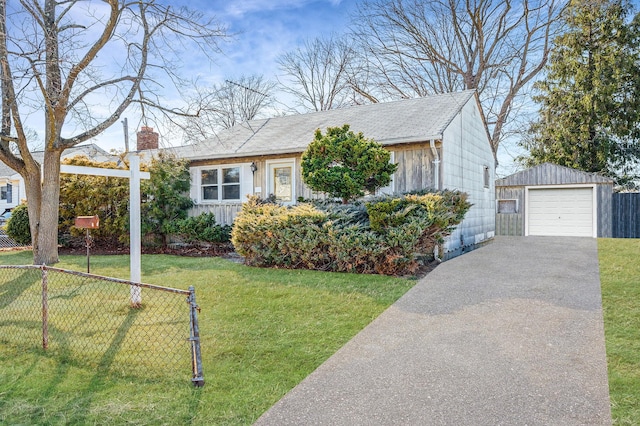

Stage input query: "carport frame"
[{"left": 524, "top": 184, "right": 598, "bottom": 238}]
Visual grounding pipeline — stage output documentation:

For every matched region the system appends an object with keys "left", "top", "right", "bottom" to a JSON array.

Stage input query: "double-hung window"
[
  {"left": 200, "top": 167, "right": 241, "bottom": 202},
  {"left": 0, "top": 184, "right": 9, "bottom": 202}
]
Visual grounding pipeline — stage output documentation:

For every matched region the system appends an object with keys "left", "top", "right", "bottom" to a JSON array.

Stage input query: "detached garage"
[{"left": 496, "top": 163, "right": 613, "bottom": 238}]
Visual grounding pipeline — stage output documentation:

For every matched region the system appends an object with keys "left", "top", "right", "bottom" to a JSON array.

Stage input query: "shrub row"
[
  {"left": 6, "top": 205, "right": 231, "bottom": 249},
  {"left": 170, "top": 213, "right": 232, "bottom": 244},
  {"left": 231, "top": 190, "right": 471, "bottom": 276},
  {"left": 6, "top": 154, "right": 231, "bottom": 249}
]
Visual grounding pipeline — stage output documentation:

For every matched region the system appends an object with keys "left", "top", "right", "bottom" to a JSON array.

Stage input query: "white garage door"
[{"left": 528, "top": 187, "right": 594, "bottom": 237}]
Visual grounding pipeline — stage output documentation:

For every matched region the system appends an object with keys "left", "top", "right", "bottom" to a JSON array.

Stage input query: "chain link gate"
[{"left": 0, "top": 265, "right": 204, "bottom": 386}]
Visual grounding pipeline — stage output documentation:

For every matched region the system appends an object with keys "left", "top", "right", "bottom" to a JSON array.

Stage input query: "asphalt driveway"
[{"left": 255, "top": 236, "right": 612, "bottom": 425}]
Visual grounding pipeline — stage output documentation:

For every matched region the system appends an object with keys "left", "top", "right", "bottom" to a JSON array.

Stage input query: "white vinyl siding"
[{"left": 527, "top": 187, "right": 595, "bottom": 237}]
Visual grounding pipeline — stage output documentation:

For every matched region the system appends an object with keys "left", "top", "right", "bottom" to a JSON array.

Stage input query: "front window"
[
  {"left": 222, "top": 167, "right": 240, "bottom": 200},
  {"left": 497, "top": 199, "right": 518, "bottom": 214},
  {"left": 201, "top": 169, "right": 218, "bottom": 200},
  {"left": 0, "top": 186, "right": 6, "bottom": 200},
  {"left": 201, "top": 167, "right": 241, "bottom": 202}
]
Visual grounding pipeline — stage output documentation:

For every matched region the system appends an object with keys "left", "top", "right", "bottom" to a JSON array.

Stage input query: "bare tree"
[
  {"left": 182, "top": 75, "right": 276, "bottom": 142},
  {"left": 277, "top": 35, "right": 356, "bottom": 111},
  {"left": 352, "top": 0, "right": 567, "bottom": 164},
  {"left": 0, "top": 0, "right": 227, "bottom": 265}
]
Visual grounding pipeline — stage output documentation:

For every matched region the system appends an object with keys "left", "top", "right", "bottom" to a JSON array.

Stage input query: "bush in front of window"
[
  {"left": 231, "top": 190, "right": 471, "bottom": 276},
  {"left": 170, "top": 213, "right": 232, "bottom": 244}
]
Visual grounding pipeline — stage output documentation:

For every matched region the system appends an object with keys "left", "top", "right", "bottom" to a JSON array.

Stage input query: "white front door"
[{"left": 268, "top": 161, "right": 295, "bottom": 204}]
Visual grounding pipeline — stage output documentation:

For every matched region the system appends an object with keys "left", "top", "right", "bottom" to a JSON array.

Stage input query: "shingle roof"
[{"left": 174, "top": 90, "right": 476, "bottom": 160}]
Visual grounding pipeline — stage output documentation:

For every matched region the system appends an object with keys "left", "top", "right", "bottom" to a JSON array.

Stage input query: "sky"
[
  {"left": 88, "top": 0, "right": 530, "bottom": 176},
  {"left": 11, "top": 0, "right": 640, "bottom": 177},
  {"left": 18, "top": 0, "right": 563, "bottom": 176},
  {"left": 94, "top": 0, "right": 358, "bottom": 153}
]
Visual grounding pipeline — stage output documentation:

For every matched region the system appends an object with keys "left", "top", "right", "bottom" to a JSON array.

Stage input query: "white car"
[{"left": 0, "top": 209, "right": 12, "bottom": 226}]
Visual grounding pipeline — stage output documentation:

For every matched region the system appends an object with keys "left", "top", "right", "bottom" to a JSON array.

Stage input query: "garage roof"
[{"left": 496, "top": 163, "right": 613, "bottom": 187}]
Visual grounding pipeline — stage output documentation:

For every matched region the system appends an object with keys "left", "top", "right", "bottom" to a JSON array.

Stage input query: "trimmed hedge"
[
  {"left": 170, "top": 213, "right": 232, "bottom": 244},
  {"left": 231, "top": 190, "right": 471, "bottom": 276}
]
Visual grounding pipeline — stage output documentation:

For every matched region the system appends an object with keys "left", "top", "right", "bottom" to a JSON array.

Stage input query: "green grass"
[
  {"left": 0, "top": 250, "right": 415, "bottom": 425},
  {"left": 598, "top": 238, "right": 640, "bottom": 425}
]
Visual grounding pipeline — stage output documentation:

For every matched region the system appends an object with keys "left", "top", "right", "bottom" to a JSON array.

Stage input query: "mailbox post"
[{"left": 75, "top": 215, "right": 100, "bottom": 273}]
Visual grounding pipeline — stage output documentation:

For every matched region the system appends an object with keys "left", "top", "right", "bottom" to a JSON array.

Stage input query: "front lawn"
[
  {"left": 599, "top": 238, "right": 640, "bottom": 425},
  {"left": 0, "top": 250, "right": 415, "bottom": 425}
]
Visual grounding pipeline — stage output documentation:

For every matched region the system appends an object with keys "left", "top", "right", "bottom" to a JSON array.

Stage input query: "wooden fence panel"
[
  {"left": 612, "top": 193, "right": 640, "bottom": 238},
  {"left": 495, "top": 213, "right": 523, "bottom": 236}
]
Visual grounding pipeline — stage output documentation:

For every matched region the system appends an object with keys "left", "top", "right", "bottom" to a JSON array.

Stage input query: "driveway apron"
[{"left": 255, "top": 236, "right": 612, "bottom": 425}]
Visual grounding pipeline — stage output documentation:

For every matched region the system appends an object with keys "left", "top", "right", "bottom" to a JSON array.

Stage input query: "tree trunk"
[
  {"left": 30, "top": 150, "right": 62, "bottom": 265},
  {"left": 23, "top": 168, "right": 43, "bottom": 263}
]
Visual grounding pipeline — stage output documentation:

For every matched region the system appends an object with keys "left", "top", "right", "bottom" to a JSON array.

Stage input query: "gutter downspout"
[
  {"left": 430, "top": 139, "right": 440, "bottom": 190},
  {"left": 430, "top": 139, "right": 442, "bottom": 262}
]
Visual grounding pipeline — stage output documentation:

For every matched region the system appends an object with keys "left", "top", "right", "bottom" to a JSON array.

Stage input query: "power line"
[
  {"left": 225, "top": 80, "right": 270, "bottom": 98},
  {"left": 225, "top": 79, "right": 296, "bottom": 114}
]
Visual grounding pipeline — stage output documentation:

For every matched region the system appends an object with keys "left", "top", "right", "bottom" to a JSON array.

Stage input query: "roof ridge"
[{"left": 232, "top": 90, "right": 477, "bottom": 128}]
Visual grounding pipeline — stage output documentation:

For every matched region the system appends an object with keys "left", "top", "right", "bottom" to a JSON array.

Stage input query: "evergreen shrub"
[
  {"left": 5, "top": 204, "right": 31, "bottom": 246},
  {"left": 301, "top": 125, "right": 398, "bottom": 203},
  {"left": 58, "top": 156, "right": 130, "bottom": 246},
  {"left": 231, "top": 190, "right": 471, "bottom": 276},
  {"left": 171, "top": 213, "right": 232, "bottom": 244}
]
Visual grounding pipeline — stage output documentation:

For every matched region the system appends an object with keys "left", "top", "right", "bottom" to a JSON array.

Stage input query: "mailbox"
[
  {"left": 75, "top": 215, "right": 99, "bottom": 229},
  {"left": 75, "top": 215, "right": 99, "bottom": 273}
]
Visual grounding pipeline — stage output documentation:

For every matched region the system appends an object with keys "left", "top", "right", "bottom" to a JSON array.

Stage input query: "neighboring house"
[
  {"left": 161, "top": 90, "right": 496, "bottom": 258},
  {"left": 495, "top": 162, "right": 614, "bottom": 238},
  {"left": 0, "top": 144, "right": 116, "bottom": 212}
]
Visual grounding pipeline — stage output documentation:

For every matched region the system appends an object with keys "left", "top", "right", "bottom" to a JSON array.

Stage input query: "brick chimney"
[{"left": 137, "top": 126, "right": 159, "bottom": 150}]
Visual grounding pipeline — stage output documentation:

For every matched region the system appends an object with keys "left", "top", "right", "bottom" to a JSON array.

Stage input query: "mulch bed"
[{"left": 59, "top": 241, "right": 235, "bottom": 258}]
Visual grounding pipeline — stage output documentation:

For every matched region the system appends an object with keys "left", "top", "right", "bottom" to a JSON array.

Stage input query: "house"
[
  {"left": 0, "top": 144, "right": 117, "bottom": 212},
  {"left": 164, "top": 90, "right": 496, "bottom": 258},
  {"left": 495, "top": 162, "right": 614, "bottom": 238}
]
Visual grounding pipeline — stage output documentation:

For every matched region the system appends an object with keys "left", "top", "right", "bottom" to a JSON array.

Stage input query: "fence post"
[
  {"left": 188, "top": 286, "right": 205, "bottom": 387},
  {"left": 41, "top": 265, "right": 49, "bottom": 350}
]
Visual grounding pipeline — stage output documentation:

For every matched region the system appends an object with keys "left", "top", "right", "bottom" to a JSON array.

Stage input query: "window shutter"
[{"left": 6, "top": 183, "right": 11, "bottom": 203}]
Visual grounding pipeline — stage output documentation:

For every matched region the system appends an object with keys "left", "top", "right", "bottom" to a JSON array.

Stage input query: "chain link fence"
[
  {"left": 0, "top": 230, "right": 20, "bottom": 249},
  {"left": 0, "top": 265, "right": 204, "bottom": 386}
]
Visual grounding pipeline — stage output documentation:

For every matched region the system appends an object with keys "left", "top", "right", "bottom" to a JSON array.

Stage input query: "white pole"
[
  {"left": 129, "top": 154, "right": 142, "bottom": 307},
  {"left": 59, "top": 162, "right": 149, "bottom": 307}
]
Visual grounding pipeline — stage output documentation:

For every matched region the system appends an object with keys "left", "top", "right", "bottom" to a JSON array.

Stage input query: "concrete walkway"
[{"left": 255, "top": 237, "right": 612, "bottom": 425}]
